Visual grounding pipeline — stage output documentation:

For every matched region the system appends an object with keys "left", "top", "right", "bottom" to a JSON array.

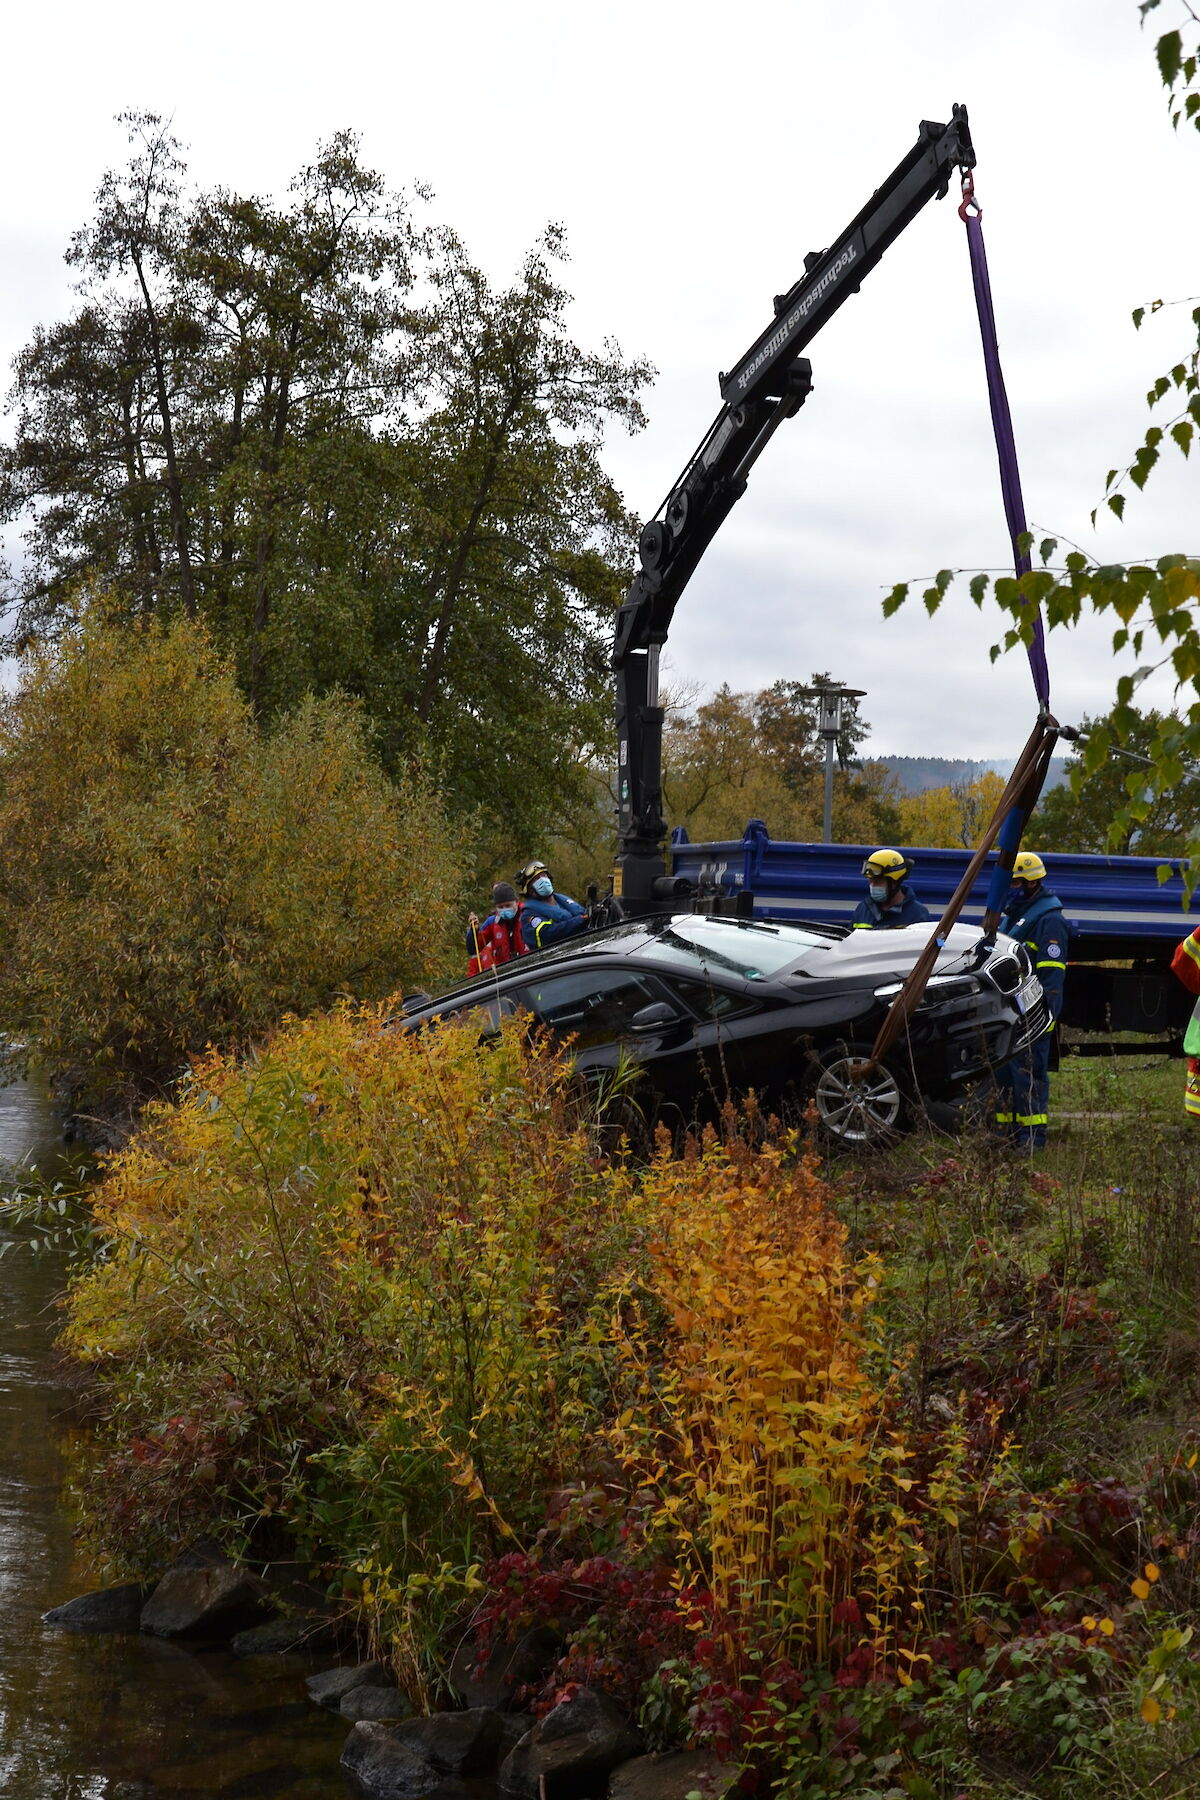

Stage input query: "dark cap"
[{"left": 492, "top": 881, "right": 518, "bottom": 904}]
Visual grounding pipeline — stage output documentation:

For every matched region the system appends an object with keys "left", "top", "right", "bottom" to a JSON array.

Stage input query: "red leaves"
[{"left": 470, "top": 1546, "right": 689, "bottom": 1713}]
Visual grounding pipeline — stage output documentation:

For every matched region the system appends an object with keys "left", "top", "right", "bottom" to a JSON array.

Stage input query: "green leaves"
[
  {"left": 1, "top": 126, "right": 651, "bottom": 864},
  {"left": 1158, "top": 27, "right": 1184, "bottom": 85},
  {"left": 923, "top": 569, "right": 954, "bottom": 615},
  {"left": 885, "top": 541, "right": 1200, "bottom": 878},
  {"left": 1153, "top": 9, "right": 1200, "bottom": 132}
]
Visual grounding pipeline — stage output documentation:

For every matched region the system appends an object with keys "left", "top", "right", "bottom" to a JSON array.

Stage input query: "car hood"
[{"left": 790, "top": 920, "right": 1004, "bottom": 982}]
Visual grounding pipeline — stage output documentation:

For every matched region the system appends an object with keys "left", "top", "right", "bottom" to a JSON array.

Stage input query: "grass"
[
  {"left": 825, "top": 1045, "right": 1200, "bottom": 1482},
  {"left": 1053, "top": 1043, "right": 1182, "bottom": 1125}
]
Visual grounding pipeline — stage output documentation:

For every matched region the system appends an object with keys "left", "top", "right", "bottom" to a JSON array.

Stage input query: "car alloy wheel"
[{"left": 812, "top": 1044, "right": 904, "bottom": 1148}]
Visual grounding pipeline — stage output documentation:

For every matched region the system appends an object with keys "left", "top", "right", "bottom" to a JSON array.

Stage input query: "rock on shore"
[
  {"left": 341, "top": 1707, "right": 504, "bottom": 1798},
  {"left": 498, "top": 1687, "right": 645, "bottom": 1800},
  {"left": 43, "top": 1582, "right": 153, "bottom": 1633},
  {"left": 140, "top": 1559, "right": 271, "bottom": 1639}
]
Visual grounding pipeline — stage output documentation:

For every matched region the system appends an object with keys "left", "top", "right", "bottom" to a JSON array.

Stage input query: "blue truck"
[{"left": 668, "top": 820, "right": 1197, "bottom": 1049}]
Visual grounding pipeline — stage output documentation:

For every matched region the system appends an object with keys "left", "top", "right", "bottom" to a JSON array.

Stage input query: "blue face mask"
[
  {"left": 532, "top": 876, "right": 554, "bottom": 898},
  {"left": 498, "top": 905, "right": 517, "bottom": 921},
  {"left": 869, "top": 883, "right": 889, "bottom": 904}
]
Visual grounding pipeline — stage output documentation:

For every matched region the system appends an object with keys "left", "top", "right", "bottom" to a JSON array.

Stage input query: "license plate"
[{"left": 1018, "top": 975, "right": 1041, "bottom": 1014}]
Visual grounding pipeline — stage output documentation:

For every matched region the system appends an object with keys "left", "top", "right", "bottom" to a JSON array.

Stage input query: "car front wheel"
[{"left": 810, "top": 1041, "right": 906, "bottom": 1149}]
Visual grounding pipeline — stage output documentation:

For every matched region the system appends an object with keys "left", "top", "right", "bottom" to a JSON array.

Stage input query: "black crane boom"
[{"left": 613, "top": 106, "right": 975, "bottom": 912}]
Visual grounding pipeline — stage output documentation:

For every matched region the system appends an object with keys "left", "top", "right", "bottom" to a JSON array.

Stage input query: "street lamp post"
[{"left": 808, "top": 685, "right": 866, "bottom": 844}]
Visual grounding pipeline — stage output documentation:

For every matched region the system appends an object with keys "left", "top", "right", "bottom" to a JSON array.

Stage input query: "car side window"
[
  {"left": 663, "top": 977, "right": 753, "bottom": 1022},
  {"left": 513, "top": 968, "right": 666, "bottom": 1048},
  {"left": 437, "top": 991, "right": 524, "bottom": 1034}
]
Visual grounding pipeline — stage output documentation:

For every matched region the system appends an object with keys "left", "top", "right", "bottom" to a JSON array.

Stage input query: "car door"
[
  {"left": 649, "top": 974, "right": 770, "bottom": 1109},
  {"left": 508, "top": 964, "right": 698, "bottom": 1088}
]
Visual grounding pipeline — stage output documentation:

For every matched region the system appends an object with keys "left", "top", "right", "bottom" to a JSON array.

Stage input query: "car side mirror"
[{"left": 629, "top": 1000, "right": 684, "bottom": 1033}]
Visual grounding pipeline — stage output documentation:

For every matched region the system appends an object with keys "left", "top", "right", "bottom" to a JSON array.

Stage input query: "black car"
[{"left": 405, "top": 913, "right": 1047, "bottom": 1146}]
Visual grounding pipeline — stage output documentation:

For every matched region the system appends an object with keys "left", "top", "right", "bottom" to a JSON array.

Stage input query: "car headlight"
[{"left": 874, "top": 975, "right": 980, "bottom": 1004}]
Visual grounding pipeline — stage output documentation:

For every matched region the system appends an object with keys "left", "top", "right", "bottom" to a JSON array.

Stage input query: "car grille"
[
  {"left": 1013, "top": 992, "right": 1048, "bottom": 1051},
  {"left": 987, "top": 952, "right": 1023, "bottom": 995}
]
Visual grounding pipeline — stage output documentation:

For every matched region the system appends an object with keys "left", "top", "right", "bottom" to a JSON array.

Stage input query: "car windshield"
[{"left": 638, "top": 916, "right": 831, "bottom": 982}]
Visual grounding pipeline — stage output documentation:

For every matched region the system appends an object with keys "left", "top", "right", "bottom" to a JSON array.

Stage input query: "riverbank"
[{"left": 0, "top": 1075, "right": 350, "bottom": 1798}]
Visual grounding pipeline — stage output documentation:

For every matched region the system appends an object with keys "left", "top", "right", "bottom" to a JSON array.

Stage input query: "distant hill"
[{"left": 875, "top": 756, "right": 1070, "bottom": 796}]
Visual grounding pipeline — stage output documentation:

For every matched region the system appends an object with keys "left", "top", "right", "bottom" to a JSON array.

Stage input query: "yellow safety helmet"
[
  {"left": 516, "top": 859, "right": 551, "bottom": 895},
  {"left": 1012, "top": 851, "right": 1047, "bottom": 882},
  {"left": 862, "top": 847, "right": 912, "bottom": 882}
]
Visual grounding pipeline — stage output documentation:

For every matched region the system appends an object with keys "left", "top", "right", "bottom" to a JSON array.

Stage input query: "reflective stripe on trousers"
[{"left": 995, "top": 1030, "right": 1051, "bottom": 1148}]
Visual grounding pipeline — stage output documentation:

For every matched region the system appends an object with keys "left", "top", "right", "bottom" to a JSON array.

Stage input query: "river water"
[{"left": 0, "top": 1078, "right": 349, "bottom": 1799}]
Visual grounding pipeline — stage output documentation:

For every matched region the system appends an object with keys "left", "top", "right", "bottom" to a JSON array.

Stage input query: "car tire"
[{"left": 809, "top": 1040, "right": 907, "bottom": 1150}]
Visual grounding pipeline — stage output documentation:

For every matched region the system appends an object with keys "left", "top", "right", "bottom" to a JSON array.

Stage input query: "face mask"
[
  {"left": 498, "top": 905, "right": 517, "bottom": 921},
  {"left": 532, "top": 876, "right": 554, "bottom": 898},
  {"left": 869, "top": 883, "right": 889, "bottom": 904}
]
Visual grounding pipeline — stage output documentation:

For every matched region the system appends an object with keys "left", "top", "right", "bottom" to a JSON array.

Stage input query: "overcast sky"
[{"left": 2, "top": 0, "right": 1195, "bottom": 758}]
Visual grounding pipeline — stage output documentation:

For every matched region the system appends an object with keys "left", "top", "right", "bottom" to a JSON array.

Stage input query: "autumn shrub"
[
  {"left": 63, "top": 1003, "right": 1199, "bottom": 1776},
  {"left": 61, "top": 1013, "right": 647, "bottom": 1614},
  {"left": 63, "top": 1016, "right": 933, "bottom": 1706},
  {"left": 599, "top": 1136, "right": 923, "bottom": 1675},
  {"left": 0, "top": 608, "right": 464, "bottom": 1112}
]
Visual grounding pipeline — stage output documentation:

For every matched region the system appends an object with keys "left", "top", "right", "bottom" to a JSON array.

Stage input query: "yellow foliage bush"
[
  {"left": 0, "top": 610, "right": 464, "bottom": 1106},
  {"left": 63, "top": 1010, "right": 956, "bottom": 1695},
  {"left": 610, "top": 1132, "right": 925, "bottom": 1672},
  {"left": 63, "top": 1009, "right": 644, "bottom": 1580}
]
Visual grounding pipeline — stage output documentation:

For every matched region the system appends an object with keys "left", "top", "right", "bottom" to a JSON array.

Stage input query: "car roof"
[{"left": 420, "top": 912, "right": 843, "bottom": 1014}]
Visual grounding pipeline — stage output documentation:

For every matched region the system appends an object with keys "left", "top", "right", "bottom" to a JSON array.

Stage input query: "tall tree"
[
  {"left": 71, "top": 113, "right": 200, "bottom": 618},
  {"left": 662, "top": 681, "right": 898, "bottom": 845},
  {"left": 366, "top": 223, "right": 650, "bottom": 852},
  {"left": 0, "top": 120, "right": 651, "bottom": 861},
  {"left": 2, "top": 116, "right": 412, "bottom": 655}
]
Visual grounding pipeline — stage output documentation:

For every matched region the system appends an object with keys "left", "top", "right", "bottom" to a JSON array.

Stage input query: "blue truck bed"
[
  {"left": 669, "top": 821, "right": 1197, "bottom": 1042},
  {"left": 670, "top": 820, "right": 1196, "bottom": 950}
]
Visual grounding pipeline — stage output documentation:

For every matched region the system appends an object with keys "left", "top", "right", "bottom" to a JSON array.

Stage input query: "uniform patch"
[{"left": 1046, "top": 940, "right": 1062, "bottom": 959}]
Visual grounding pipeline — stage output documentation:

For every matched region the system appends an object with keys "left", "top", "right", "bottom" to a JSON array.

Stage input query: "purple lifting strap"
[{"left": 963, "top": 208, "right": 1051, "bottom": 710}]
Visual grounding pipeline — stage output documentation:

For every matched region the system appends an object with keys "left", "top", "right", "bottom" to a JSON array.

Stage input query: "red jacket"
[
  {"left": 1171, "top": 926, "right": 1200, "bottom": 997},
  {"left": 466, "top": 905, "right": 527, "bottom": 976}
]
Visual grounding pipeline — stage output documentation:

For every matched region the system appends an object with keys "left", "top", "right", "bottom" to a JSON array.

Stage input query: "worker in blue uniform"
[
  {"left": 994, "top": 850, "right": 1067, "bottom": 1150},
  {"left": 851, "top": 849, "right": 931, "bottom": 929},
  {"left": 516, "top": 859, "right": 588, "bottom": 952}
]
